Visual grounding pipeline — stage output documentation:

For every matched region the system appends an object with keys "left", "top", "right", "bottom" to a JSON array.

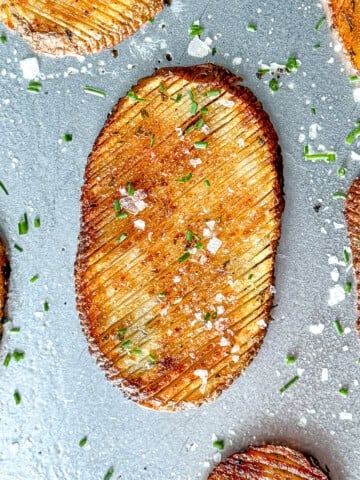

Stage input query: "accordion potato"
[
  {"left": 208, "top": 445, "right": 330, "bottom": 480},
  {"left": 345, "top": 177, "right": 360, "bottom": 334},
  {"left": 0, "top": 0, "right": 166, "bottom": 56},
  {"left": 75, "top": 64, "right": 283, "bottom": 411},
  {"left": 0, "top": 237, "right": 9, "bottom": 339},
  {"left": 325, "top": 0, "right": 360, "bottom": 72}
]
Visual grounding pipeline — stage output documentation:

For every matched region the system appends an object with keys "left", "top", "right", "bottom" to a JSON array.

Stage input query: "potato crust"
[
  {"left": 0, "top": 0, "right": 166, "bottom": 56},
  {"left": 75, "top": 64, "right": 284, "bottom": 411},
  {"left": 345, "top": 177, "right": 360, "bottom": 334},
  {"left": 0, "top": 237, "right": 9, "bottom": 339},
  {"left": 207, "top": 445, "right": 330, "bottom": 480}
]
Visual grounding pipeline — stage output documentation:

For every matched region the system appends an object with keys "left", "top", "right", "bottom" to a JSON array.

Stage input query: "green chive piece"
[
  {"left": 246, "top": 24, "right": 257, "bottom": 32},
  {"left": 337, "top": 167, "right": 347, "bottom": 177},
  {"left": 343, "top": 249, "right": 350, "bottom": 264},
  {"left": 171, "top": 93, "right": 182, "bottom": 103},
  {"left": 157, "top": 292, "right": 167, "bottom": 298},
  {"left": 178, "top": 252, "right": 191, "bottom": 262},
  {"left": 196, "top": 241, "right": 203, "bottom": 250},
  {"left": 211, "top": 47, "right": 217, "bottom": 56},
  {"left": 117, "top": 233, "right": 128, "bottom": 244},
  {"left": 176, "top": 173, "right": 192, "bottom": 184},
  {"left": 83, "top": 86, "right": 106, "bottom": 97},
  {"left": 186, "top": 230, "right": 193, "bottom": 242},
  {"left": 127, "top": 90, "right": 146, "bottom": 102},
  {"left": 315, "top": 16, "right": 326, "bottom": 30},
  {"left": 1, "top": 316, "right": 9, "bottom": 325},
  {"left": 304, "top": 152, "right": 336, "bottom": 163},
  {"left": 279, "top": 375, "right": 300, "bottom": 394},
  {"left": 12, "top": 350, "right": 25, "bottom": 362},
  {"left": 30, "top": 274, "right": 39, "bottom": 283},
  {"left": 44, "top": 301, "right": 49, "bottom": 312},
  {"left": 121, "top": 340, "right": 132, "bottom": 348},
  {"left": 285, "top": 57, "right": 300, "bottom": 72},
  {"left": 63, "top": 133, "right": 73, "bottom": 142},
  {"left": 114, "top": 199, "right": 120, "bottom": 212},
  {"left": 148, "top": 18, "right": 154, "bottom": 24},
  {"left": 3, "top": 352, "right": 12, "bottom": 367},
  {"left": 338, "top": 387, "right": 349, "bottom": 397},
  {"left": 212, "top": 440, "right": 224, "bottom": 450},
  {"left": 286, "top": 355, "right": 296, "bottom": 365},
  {"left": 345, "top": 122, "right": 360, "bottom": 144},
  {"left": 150, "top": 134, "right": 155, "bottom": 148},
  {"left": 332, "top": 192, "right": 347, "bottom": 200},
  {"left": 194, "top": 141, "right": 208, "bottom": 149},
  {"left": 116, "top": 211, "right": 128, "bottom": 219},
  {"left": 127, "top": 182, "right": 135, "bottom": 196},
  {"left": 79, "top": 436, "right": 87, "bottom": 447},
  {"left": 14, "top": 244, "right": 23, "bottom": 252},
  {"left": 13, "top": 391, "right": 21, "bottom": 405},
  {"left": 200, "top": 107, "right": 208, "bottom": 114},
  {"left": 303, "top": 145, "right": 309, "bottom": 155},
  {"left": 204, "top": 312, "right": 211, "bottom": 321},
  {"left": 117, "top": 328, "right": 127, "bottom": 337},
  {"left": 0, "top": 35, "right": 7, "bottom": 44},
  {"left": 256, "top": 68, "right": 270, "bottom": 79},
  {"left": 190, "top": 100, "right": 198, "bottom": 115},
  {"left": 311, "top": 107, "right": 316, "bottom": 115},
  {"left": 103, "top": 467, "right": 114, "bottom": 480},
  {"left": 349, "top": 75, "right": 360, "bottom": 83},
  {"left": 333, "top": 319, "right": 344, "bottom": 336},
  {"left": 159, "top": 82, "right": 167, "bottom": 92},
  {"left": 313, "top": 43, "right": 321, "bottom": 50},
  {"left": 204, "top": 90, "right": 220, "bottom": 97},
  {"left": 10, "top": 327, "right": 20, "bottom": 333},
  {"left": 34, "top": 217, "right": 41, "bottom": 228},
  {"left": 269, "top": 78, "right": 279, "bottom": 91},
  {"left": 18, "top": 213, "right": 29, "bottom": 235},
  {"left": 0, "top": 181, "right": 8, "bottom": 195},
  {"left": 130, "top": 348, "right": 142, "bottom": 355},
  {"left": 204, "top": 180, "right": 210, "bottom": 187},
  {"left": 148, "top": 354, "right": 156, "bottom": 362},
  {"left": 248, "top": 274, "right": 254, "bottom": 279},
  {"left": 344, "top": 281, "right": 352, "bottom": 294},
  {"left": 27, "top": 81, "right": 42, "bottom": 93},
  {"left": 185, "top": 118, "right": 205, "bottom": 134},
  {"left": 189, "top": 24, "right": 204, "bottom": 38}
]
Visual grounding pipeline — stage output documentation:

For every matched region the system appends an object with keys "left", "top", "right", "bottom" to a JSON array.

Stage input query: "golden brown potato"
[
  {"left": 75, "top": 64, "right": 284, "bottom": 411},
  {"left": 345, "top": 177, "right": 360, "bottom": 334},
  {"left": 326, "top": 0, "right": 360, "bottom": 72},
  {"left": 0, "top": 237, "right": 9, "bottom": 338},
  {"left": 0, "top": 0, "right": 166, "bottom": 55},
  {"left": 208, "top": 445, "right": 330, "bottom": 480}
]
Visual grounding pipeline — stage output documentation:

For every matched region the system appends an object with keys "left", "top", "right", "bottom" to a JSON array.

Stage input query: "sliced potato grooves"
[
  {"left": 345, "top": 177, "right": 360, "bottom": 333},
  {"left": 75, "top": 64, "right": 284, "bottom": 411},
  {"left": 0, "top": 237, "right": 9, "bottom": 339},
  {"left": 207, "top": 445, "right": 330, "bottom": 480},
  {"left": 0, "top": 0, "right": 166, "bottom": 55}
]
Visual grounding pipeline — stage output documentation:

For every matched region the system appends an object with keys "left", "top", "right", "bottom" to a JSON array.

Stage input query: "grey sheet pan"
[{"left": 0, "top": 0, "right": 359, "bottom": 479}]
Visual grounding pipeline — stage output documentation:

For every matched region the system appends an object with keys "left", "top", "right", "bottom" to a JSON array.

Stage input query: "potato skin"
[
  {"left": 208, "top": 445, "right": 330, "bottom": 480},
  {"left": 0, "top": 238, "right": 9, "bottom": 339}
]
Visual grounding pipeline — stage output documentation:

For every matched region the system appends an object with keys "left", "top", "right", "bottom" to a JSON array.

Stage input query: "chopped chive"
[
  {"left": 171, "top": 93, "right": 183, "bottom": 103},
  {"left": 130, "top": 348, "right": 142, "bottom": 355},
  {"left": 189, "top": 24, "right": 204, "bottom": 38},
  {"left": 27, "top": 81, "right": 42, "bottom": 93},
  {"left": 343, "top": 249, "right": 350, "bottom": 264},
  {"left": 311, "top": 107, "right": 316, "bottom": 115},
  {"left": 332, "top": 192, "right": 347, "bottom": 200},
  {"left": 211, "top": 47, "right": 217, "bottom": 56},
  {"left": 344, "top": 281, "right": 352, "bottom": 294},
  {"left": 212, "top": 312, "right": 218, "bottom": 320},
  {"left": 303, "top": 145, "right": 309, "bottom": 155},
  {"left": 194, "top": 141, "right": 208, "bottom": 149},
  {"left": 148, "top": 18, "right": 154, "bottom": 24},
  {"left": 248, "top": 274, "right": 254, "bottom": 279},
  {"left": 349, "top": 75, "right": 360, "bottom": 83},
  {"left": 269, "top": 78, "right": 279, "bottom": 91},
  {"left": 63, "top": 133, "right": 72, "bottom": 142},
  {"left": 203, "top": 90, "right": 220, "bottom": 97},
  {"left": 186, "top": 230, "right": 193, "bottom": 242},
  {"left": 1, "top": 316, "right": 9, "bottom": 324},
  {"left": 121, "top": 339, "right": 132, "bottom": 348},
  {"left": 337, "top": 167, "right": 347, "bottom": 177},
  {"left": 117, "top": 233, "right": 128, "bottom": 244},
  {"left": 148, "top": 354, "right": 157, "bottom": 362},
  {"left": 14, "top": 243, "right": 23, "bottom": 252},
  {"left": 256, "top": 68, "right": 270, "bottom": 79},
  {"left": 345, "top": 122, "right": 360, "bottom": 144},
  {"left": 285, "top": 57, "right": 300, "bottom": 72},
  {"left": 127, "top": 90, "right": 145, "bottom": 103},
  {"left": 116, "top": 211, "right": 128, "bottom": 219},
  {"left": 212, "top": 440, "right": 224, "bottom": 450},
  {"left": 200, "top": 107, "right": 208, "bottom": 114},
  {"left": 12, "top": 350, "right": 25, "bottom": 362},
  {"left": 178, "top": 252, "right": 191, "bottom": 262},
  {"left": 315, "top": 16, "right": 326, "bottom": 30},
  {"left": 190, "top": 100, "right": 198, "bottom": 115},
  {"left": 286, "top": 355, "right": 296, "bottom": 365},
  {"left": 313, "top": 43, "right": 321, "bottom": 50},
  {"left": 338, "top": 387, "right": 349, "bottom": 397},
  {"left": 204, "top": 312, "right": 211, "bottom": 321},
  {"left": 13, "top": 391, "right": 21, "bottom": 405},
  {"left": 18, "top": 213, "right": 29, "bottom": 235},
  {"left": 44, "top": 301, "right": 49, "bottom": 312},
  {"left": 127, "top": 182, "right": 135, "bottom": 196},
  {"left": 204, "top": 180, "right": 210, "bottom": 187},
  {"left": 117, "top": 328, "right": 127, "bottom": 337},
  {"left": 0, "top": 35, "right": 7, "bottom": 44},
  {"left": 3, "top": 352, "right": 11, "bottom": 367},
  {"left": 114, "top": 199, "right": 120, "bottom": 212},
  {"left": 103, "top": 467, "right": 114, "bottom": 480},
  {"left": 150, "top": 134, "right": 155, "bottom": 148},
  {"left": 196, "top": 241, "right": 203, "bottom": 250},
  {"left": 10, "top": 327, "right": 20, "bottom": 333},
  {"left": 30, "top": 274, "right": 39, "bottom": 283},
  {"left": 176, "top": 173, "right": 192, "bottom": 184},
  {"left": 159, "top": 82, "right": 167, "bottom": 92},
  {"left": 157, "top": 292, "right": 167, "bottom": 298},
  {"left": 83, "top": 85, "right": 106, "bottom": 97},
  {"left": 279, "top": 375, "right": 300, "bottom": 394},
  {"left": 0, "top": 181, "right": 8, "bottom": 195},
  {"left": 185, "top": 118, "right": 204, "bottom": 134},
  {"left": 34, "top": 217, "right": 41, "bottom": 228},
  {"left": 79, "top": 436, "right": 87, "bottom": 447},
  {"left": 246, "top": 24, "right": 257, "bottom": 32},
  {"left": 333, "top": 319, "right": 344, "bottom": 336},
  {"left": 304, "top": 152, "right": 336, "bottom": 163}
]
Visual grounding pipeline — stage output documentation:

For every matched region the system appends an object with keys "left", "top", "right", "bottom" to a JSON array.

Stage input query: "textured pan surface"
[
  {"left": 0, "top": 237, "right": 9, "bottom": 339},
  {"left": 345, "top": 177, "right": 360, "bottom": 334},
  {"left": 0, "top": 0, "right": 166, "bottom": 55},
  {"left": 325, "top": 0, "right": 360, "bottom": 72},
  {"left": 207, "top": 445, "right": 329, "bottom": 480},
  {"left": 75, "top": 63, "right": 283, "bottom": 411}
]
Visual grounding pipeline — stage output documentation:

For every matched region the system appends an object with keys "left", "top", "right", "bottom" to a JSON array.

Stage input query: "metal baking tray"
[{"left": 0, "top": 1, "right": 359, "bottom": 479}]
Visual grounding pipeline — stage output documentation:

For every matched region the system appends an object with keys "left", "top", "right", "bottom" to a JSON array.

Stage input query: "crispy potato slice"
[
  {"left": 325, "top": 0, "right": 360, "bottom": 72},
  {"left": 0, "top": 237, "right": 9, "bottom": 339},
  {"left": 0, "top": 0, "right": 166, "bottom": 55},
  {"left": 345, "top": 177, "right": 360, "bottom": 334},
  {"left": 75, "top": 64, "right": 284, "bottom": 411},
  {"left": 208, "top": 445, "right": 330, "bottom": 480}
]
